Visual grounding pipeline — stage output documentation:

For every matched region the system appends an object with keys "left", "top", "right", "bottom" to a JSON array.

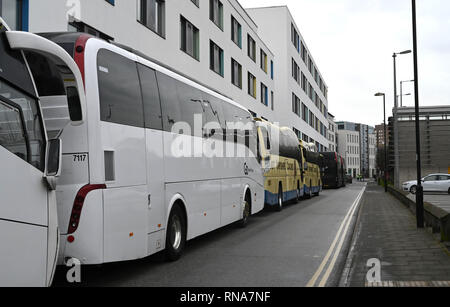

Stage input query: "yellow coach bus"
[
  {"left": 300, "top": 142, "right": 323, "bottom": 198},
  {"left": 255, "top": 119, "right": 305, "bottom": 211}
]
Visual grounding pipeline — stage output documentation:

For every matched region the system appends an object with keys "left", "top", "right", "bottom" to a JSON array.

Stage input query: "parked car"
[
  {"left": 402, "top": 174, "right": 450, "bottom": 194},
  {"left": 345, "top": 174, "right": 353, "bottom": 184}
]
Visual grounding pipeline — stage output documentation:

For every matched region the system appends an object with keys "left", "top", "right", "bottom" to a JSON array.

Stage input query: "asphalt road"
[{"left": 54, "top": 182, "right": 367, "bottom": 287}]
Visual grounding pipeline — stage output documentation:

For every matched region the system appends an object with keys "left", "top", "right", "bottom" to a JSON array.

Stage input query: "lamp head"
[{"left": 375, "top": 93, "right": 385, "bottom": 97}]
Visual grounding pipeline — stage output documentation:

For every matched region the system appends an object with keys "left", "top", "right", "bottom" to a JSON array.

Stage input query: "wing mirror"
[{"left": 45, "top": 138, "right": 62, "bottom": 190}]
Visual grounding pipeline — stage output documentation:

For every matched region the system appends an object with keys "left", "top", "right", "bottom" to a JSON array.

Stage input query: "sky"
[{"left": 239, "top": 0, "right": 450, "bottom": 126}]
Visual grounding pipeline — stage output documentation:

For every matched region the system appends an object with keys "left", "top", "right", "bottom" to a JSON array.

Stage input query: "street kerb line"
[
  {"left": 318, "top": 186, "right": 365, "bottom": 287},
  {"left": 306, "top": 185, "right": 366, "bottom": 287}
]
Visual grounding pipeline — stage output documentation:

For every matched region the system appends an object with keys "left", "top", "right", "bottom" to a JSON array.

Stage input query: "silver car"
[{"left": 402, "top": 174, "right": 450, "bottom": 194}]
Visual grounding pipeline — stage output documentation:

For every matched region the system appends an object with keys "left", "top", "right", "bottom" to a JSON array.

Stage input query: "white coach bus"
[
  {"left": 29, "top": 33, "right": 265, "bottom": 265},
  {"left": 0, "top": 19, "right": 85, "bottom": 286}
]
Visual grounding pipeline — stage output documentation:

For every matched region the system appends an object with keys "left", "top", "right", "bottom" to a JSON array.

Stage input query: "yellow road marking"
[{"left": 306, "top": 186, "right": 366, "bottom": 287}]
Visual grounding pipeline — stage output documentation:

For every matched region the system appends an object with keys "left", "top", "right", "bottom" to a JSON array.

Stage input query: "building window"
[
  {"left": 271, "top": 91, "right": 274, "bottom": 111},
  {"left": 260, "top": 49, "right": 267, "bottom": 73},
  {"left": 309, "top": 111, "right": 315, "bottom": 128},
  {"left": 209, "top": 0, "right": 223, "bottom": 30},
  {"left": 247, "top": 34, "right": 256, "bottom": 62},
  {"left": 271, "top": 60, "right": 274, "bottom": 80},
  {"left": 0, "top": 0, "right": 26, "bottom": 30},
  {"left": 291, "top": 23, "right": 300, "bottom": 52},
  {"left": 292, "top": 93, "right": 301, "bottom": 117},
  {"left": 231, "top": 58, "right": 242, "bottom": 88},
  {"left": 301, "top": 72, "right": 307, "bottom": 93},
  {"left": 180, "top": 15, "right": 199, "bottom": 60},
  {"left": 210, "top": 40, "right": 224, "bottom": 76},
  {"left": 292, "top": 58, "right": 300, "bottom": 84},
  {"left": 248, "top": 72, "right": 256, "bottom": 98},
  {"left": 261, "top": 83, "right": 268, "bottom": 106},
  {"left": 231, "top": 16, "right": 242, "bottom": 48},
  {"left": 138, "top": 0, "right": 165, "bottom": 37},
  {"left": 301, "top": 42, "right": 307, "bottom": 63},
  {"left": 302, "top": 103, "right": 308, "bottom": 123}
]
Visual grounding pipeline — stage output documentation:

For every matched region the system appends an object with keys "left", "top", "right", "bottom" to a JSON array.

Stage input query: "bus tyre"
[
  {"left": 276, "top": 184, "right": 283, "bottom": 212},
  {"left": 315, "top": 182, "right": 320, "bottom": 196},
  {"left": 165, "top": 205, "right": 186, "bottom": 262},
  {"left": 296, "top": 182, "right": 302, "bottom": 202},
  {"left": 307, "top": 182, "right": 313, "bottom": 199},
  {"left": 238, "top": 197, "right": 251, "bottom": 228}
]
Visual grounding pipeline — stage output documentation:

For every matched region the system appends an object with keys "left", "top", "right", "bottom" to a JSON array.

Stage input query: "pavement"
[
  {"left": 341, "top": 183, "right": 450, "bottom": 287},
  {"left": 54, "top": 183, "right": 366, "bottom": 287}
]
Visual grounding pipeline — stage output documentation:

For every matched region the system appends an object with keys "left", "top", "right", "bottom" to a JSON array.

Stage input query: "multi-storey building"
[
  {"left": 327, "top": 113, "right": 337, "bottom": 152},
  {"left": 3, "top": 1, "right": 332, "bottom": 147},
  {"left": 7, "top": 0, "right": 277, "bottom": 121},
  {"left": 337, "top": 121, "right": 376, "bottom": 178},
  {"left": 375, "top": 123, "right": 390, "bottom": 149},
  {"left": 246, "top": 6, "right": 330, "bottom": 151}
]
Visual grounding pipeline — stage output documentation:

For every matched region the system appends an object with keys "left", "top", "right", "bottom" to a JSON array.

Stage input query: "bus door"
[
  {"left": 0, "top": 95, "right": 61, "bottom": 287},
  {"left": 1, "top": 22, "right": 84, "bottom": 285}
]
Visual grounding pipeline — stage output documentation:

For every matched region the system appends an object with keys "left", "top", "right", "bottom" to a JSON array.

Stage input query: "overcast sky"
[{"left": 240, "top": 0, "right": 450, "bottom": 126}]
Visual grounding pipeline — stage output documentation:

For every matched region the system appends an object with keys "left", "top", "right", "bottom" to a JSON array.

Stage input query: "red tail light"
[
  {"left": 335, "top": 152, "right": 338, "bottom": 163},
  {"left": 74, "top": 34, "right": 91, "bottom": 87},
  {"left": 67, "top": 184, "right": 106, "bottom": 234}
]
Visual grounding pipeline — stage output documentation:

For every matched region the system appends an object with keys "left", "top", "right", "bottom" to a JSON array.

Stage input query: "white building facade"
[
  {"left": 24, "top": 0, "right": 276, "bottom": 121},
  {"left": 337, "top": 121, "right": 376, "bottom": 178},
  {"left": 247, "top": 6, "right": 330, "bottom": 151},
  {"left": 327, "top": 113, "right": 337, "bottom": 152}
]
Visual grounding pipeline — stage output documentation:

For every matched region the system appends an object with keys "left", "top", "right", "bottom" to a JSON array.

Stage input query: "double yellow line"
[{"left": 306, "top": 186, "right": 366, "bottom": 287}]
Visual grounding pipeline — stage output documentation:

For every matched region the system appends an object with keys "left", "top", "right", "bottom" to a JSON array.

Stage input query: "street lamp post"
[
  {"left": 375, "top": 92, "right": 388, "bottom": 193},
  {"left": 411, "top": 0, "right": 424, "bottom": 228},
  {"left": 393, "top": 49, "right": 411, "bottom": 190},
  {"left": 400, "top": 80, "right": 415, "bottom": 107}
]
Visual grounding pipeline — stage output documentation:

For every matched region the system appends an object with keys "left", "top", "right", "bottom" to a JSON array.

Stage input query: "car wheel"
[
  {"left": 448, "top": 187, "right": 450, "bottom": 195},
  {"left": 165, "top": 205, "right": 186, "bottom": 262},
  {"left": 410, "top": 185, "right": 417, "bottom": 195}
]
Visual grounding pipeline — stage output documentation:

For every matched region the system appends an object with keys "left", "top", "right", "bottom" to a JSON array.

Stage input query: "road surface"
[{"left": 54, "top": 182, "right": 367, "bottom": 287}]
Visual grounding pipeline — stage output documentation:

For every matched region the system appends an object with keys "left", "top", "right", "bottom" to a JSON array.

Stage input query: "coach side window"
[
  {"left": 97, "top": 49, "right": 144, "bottom": 128},
  {"left": 0, "top": 100, "right": 28, "bottom": 162},
  {"left": 156, "top": 72, "right": 181, "bottom": 133},
  {"left": 137, "top": 64, "right": 163, "bottom": 130},
  {"left": 0, "top": 80, "right": 46, "bottom": 171},
  {"left": 176, "top": 81, "right": 204, "bottom": 136}
]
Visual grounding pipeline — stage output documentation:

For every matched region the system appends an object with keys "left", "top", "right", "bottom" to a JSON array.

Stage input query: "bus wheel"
[
  {"left": 276, "top": 184, "right": 283, "bottom": 212},
  {"left": 165, "top": 205, "right": 186, "bottom": 262},
  {"left": 315, "top": 182, "right": 320, "bottom": 196},
  {"left": 307, "top": 182, "right": 313, "bottom": 199},
  {"left": 296, "top": 182, "right": 302, "bottom": 202},
  {"left": 238, "top": 194, "right": 251, "bottom": 228}
]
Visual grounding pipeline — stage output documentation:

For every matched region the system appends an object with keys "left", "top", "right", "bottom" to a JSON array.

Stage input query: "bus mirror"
[{"left": 45, "top": 138, "right": 62, "bottom": 190}]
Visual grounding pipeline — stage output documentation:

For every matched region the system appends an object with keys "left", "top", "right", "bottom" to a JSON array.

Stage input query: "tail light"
[
  {"left": 335, "top": 152, "right": 338, "bottom": 163},
  {"left": 67, "top": 184, "right": 106, "bottom": 234},
  {"left": 74, "top": 34, "right": 91, "bottom": 87}
]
